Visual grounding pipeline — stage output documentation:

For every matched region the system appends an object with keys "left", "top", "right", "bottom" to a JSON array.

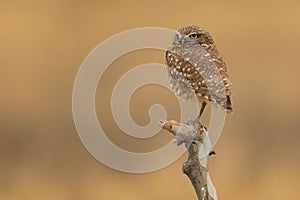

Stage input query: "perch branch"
[{"left": 159, "top": 119, "right": 217, "bottom": 200}]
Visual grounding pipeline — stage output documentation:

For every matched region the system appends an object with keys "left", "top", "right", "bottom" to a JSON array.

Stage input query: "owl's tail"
[{"left": 224, "top": 96, "right": 233, "bottom": 113}]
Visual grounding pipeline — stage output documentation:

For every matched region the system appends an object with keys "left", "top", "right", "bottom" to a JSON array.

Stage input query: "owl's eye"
[{"left": 189, "top": 33, "right": 200, "bottom": 39}]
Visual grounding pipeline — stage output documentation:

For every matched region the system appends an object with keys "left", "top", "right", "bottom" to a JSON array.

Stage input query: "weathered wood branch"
[{"left": 159, "top": 119, "right": 217, "bottom": 200}]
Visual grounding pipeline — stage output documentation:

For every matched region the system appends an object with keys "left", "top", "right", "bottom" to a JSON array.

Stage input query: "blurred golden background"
[{"left": 1, "top": 0, "right": 300, "bottom": 199}]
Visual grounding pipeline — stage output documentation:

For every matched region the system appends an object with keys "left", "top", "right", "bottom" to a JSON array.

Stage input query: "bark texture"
[{"left": 160, "top": 119, "right": 216, "bottom": 200}]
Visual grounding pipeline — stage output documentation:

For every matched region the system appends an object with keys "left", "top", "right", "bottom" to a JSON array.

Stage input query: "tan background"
[{"left": 1, "top": 0, "right": 300, "bottom": 199}]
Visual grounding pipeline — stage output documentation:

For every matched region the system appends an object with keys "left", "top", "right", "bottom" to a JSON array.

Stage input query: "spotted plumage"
[{"left": 166, "top": 25, "right": 233, "bottom": 112}]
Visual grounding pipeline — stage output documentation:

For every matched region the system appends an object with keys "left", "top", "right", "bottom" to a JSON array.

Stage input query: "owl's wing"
[{"left": 202, "top": 48, "right": 233, "bottom": 112}]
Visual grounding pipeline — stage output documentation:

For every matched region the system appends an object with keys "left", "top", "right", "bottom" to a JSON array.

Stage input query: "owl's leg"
[
  {"left": 195, "top": 95, "right": 207, "bottom": 121},
  {"left": 195, "top": 101, "right": 207, "bottom": 122},
  {"left": 199, "top": 101, "right": 207, "bottom": 118}
]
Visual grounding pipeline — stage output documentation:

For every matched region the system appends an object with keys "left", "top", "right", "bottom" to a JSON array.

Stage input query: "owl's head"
[{"left": 173, "top": 25, "right": 214, "bottom": 46}]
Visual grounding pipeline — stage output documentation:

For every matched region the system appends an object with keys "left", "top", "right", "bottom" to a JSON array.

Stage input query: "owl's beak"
[{"left": 173, "top": 32, "right": 185, "bottom": 45}]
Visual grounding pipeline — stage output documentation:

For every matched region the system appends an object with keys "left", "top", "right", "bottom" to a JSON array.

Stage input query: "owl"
[{"left": 166, "top": 25, "right": 233, "bottom": 118}]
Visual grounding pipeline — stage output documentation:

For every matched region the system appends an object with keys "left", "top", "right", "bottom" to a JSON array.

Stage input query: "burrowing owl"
[{"left": 166, "top": 25, "right": 233, "bottom": 118}]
